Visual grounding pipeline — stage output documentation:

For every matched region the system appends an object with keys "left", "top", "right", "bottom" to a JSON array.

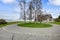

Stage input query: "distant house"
[
  {"left": 37, "top": 14, "right": 53, "bottom": 22},
  {"left": 44, "top": 14, "right": 53, "bottom": 22}
]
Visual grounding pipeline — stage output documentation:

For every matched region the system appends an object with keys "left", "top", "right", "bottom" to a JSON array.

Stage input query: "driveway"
[{"left": 0, "top": 24, "right": 60, "bottom": 40}]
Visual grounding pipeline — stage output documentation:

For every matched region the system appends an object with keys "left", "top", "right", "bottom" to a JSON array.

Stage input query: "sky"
[{"left": 0, "top": 0, "right": 60, "bottom": 20}]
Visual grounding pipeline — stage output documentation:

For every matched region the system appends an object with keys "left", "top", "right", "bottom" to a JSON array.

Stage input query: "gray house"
[
  {"left": 43, "top": 14, "right": 53, "bottom": 22},
  {"left": 37, "top": 14, "right": 53, "bottom": 22}
]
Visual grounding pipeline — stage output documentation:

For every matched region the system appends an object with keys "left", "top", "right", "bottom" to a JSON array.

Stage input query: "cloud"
[
  {"left": 14, "top": 7, "right": 20, "bottom": 13},
  {"left": 48, "top": 0, "right": 60, "bottom": 6},
  {"left": 0, "top": 0, "right": 16, "bottom": 4}
]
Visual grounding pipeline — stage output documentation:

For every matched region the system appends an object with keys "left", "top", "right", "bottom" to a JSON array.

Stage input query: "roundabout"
[{"left": 0, "top": 24, "right": 60, "bottom": 40}]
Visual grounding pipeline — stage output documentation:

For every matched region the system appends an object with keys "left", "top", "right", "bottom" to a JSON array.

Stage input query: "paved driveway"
[{"left": 0, "top": 24, "right": 60, "bottom": 40}]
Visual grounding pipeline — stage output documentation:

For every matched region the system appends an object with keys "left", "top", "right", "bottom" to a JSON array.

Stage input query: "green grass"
[
  {"left": 18, "top": 22, "right": 52, "bottom": 28},
  {"left": 50, "top": 22, "right": 60, "bottom": 25},
  {"left": 0, "top": 22, "right": 19, "bottom": 28}
]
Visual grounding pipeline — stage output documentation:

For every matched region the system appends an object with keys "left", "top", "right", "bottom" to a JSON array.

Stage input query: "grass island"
[{"left": 18, "top": 22, "right": 52, "bottom": 28}]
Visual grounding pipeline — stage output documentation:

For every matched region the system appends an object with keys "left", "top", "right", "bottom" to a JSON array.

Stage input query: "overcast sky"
[{"left": 0, "top": 0, "right": 60, "bottom": 20}]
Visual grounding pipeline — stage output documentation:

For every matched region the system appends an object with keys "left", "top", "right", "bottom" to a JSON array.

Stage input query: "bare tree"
[
  {"left": 29, "top": 1, "right": 34, "bottom": 22},
  {"left": 19, "top": 0, "right": 42, "bottom": 22},
  {"left": 19, "top": 0, "right": 26, "bottom": 22},
  {"left": 32, "top": 0, "right": 42, "bottom": 22}
]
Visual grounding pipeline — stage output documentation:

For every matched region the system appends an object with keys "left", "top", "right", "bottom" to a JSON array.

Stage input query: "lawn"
[
  {"left": 18, "top": 22, "right": 52, "bottom": 28},
  {"left": 50, "top": 22, "right": 60, "bottom": 25},
  {"left": 0, "top": 22, "right": 19, "bottom": 28}
]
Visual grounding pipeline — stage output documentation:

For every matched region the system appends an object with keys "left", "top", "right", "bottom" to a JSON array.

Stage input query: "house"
[{"left": 37, "top": 14, "right": 53, "bottom": 22}]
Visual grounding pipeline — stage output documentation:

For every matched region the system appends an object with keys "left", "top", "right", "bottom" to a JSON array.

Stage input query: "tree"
[
  {"left": 54, "top": 15, "right": 60, "bottom": 22},
  {"left": 32, "top": 0, "right": 42, "bottom": 22},
  {"left": 19, "top": 0, "right": 26, "bottom": 22},
  {"left": 19, "top": 0, "right": 42, "bottom": 22},
  {"left": 0, "top": 19, "right": 7, "bottom": 24},
  {"left": 29, "top": 1, "right": 34, "bottom": 22},
  {"left": 58, "top": 15, "right": 60, "bottom": 19}
]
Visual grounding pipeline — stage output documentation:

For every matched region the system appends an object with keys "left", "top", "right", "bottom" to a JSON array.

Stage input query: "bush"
[
  {"left": 54, "top": 15, "right": 60, "bottom": 22},
  {"left": 0, "top": 19, "right": 7, "bottom": 25},
  {"left": 54, "top": 18, "right": 60, "bottom": 22}
]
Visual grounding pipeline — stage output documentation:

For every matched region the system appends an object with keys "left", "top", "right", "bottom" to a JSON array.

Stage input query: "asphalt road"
[{"left": 0, "top": 24, "right": 60, "bottom": 40}]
